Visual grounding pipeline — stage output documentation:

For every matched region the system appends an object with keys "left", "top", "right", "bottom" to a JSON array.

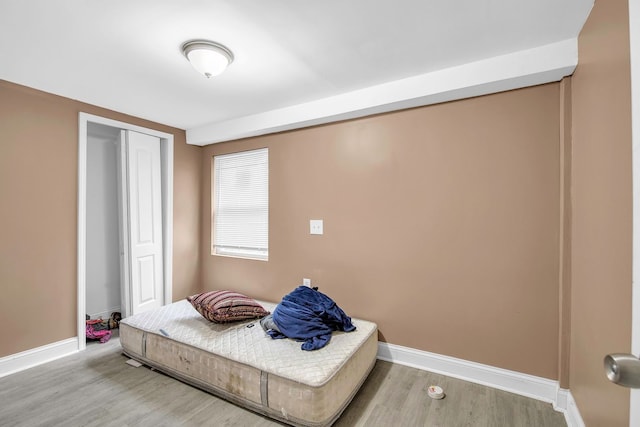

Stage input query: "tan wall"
[
  {"left": 558, "top": 77, "right": 573, "bottom": 389},
  {"left": 201, "top": 83, "right": 562, "bottom": 379},
  {"left": 570, "top": 0, "right": 633, "bottom": 425},
  {"left": 0, "top": 80, "right": 202, "bottom": 357}
]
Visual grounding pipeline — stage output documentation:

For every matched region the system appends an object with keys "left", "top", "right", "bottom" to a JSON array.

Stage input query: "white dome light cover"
[{"left": 182, "top": 40, "right": 234, "bottom": 78}]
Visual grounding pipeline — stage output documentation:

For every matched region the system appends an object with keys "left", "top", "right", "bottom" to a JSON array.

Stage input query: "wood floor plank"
[
  {"left": 398, "top": 371, "right": 432, "bottom": 426},
  {"left": 0, "top": 336, "right": 567, "bottom": 427}
]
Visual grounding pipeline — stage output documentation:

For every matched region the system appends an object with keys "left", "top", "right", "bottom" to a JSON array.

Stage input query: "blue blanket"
[{"left": 269, "top": 286, "right": 356, "bottom": 351}]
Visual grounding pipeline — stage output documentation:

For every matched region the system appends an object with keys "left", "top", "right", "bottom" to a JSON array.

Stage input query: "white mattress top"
[{"left": 120, "top": 299, "right": 377, "bottom": 386}]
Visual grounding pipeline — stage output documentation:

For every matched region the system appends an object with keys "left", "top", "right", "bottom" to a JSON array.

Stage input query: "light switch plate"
[{"left": 310, "top": 219, "right": 323, "bottom": 235}]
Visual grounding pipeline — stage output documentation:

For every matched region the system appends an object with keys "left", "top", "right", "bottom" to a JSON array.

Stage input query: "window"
[{"left": 212, "top": 148, "right": 268, "bottom": 260}]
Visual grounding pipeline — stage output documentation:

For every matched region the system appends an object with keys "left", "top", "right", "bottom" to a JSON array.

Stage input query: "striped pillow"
[{"left": 187, "top": 290, "right": 269, "bottom": 323}]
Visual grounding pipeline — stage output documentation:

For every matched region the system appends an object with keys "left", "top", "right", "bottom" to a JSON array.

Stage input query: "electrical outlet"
[
  {"left": 310, "top": 219, "right": 323, "bottom": 235},
  {"left": 303, "top": 278, "right": 311, "bottom": 287}
]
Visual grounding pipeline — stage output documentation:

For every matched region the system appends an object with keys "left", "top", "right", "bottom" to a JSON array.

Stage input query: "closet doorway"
[{"left": 77, "top": 113, "right": 173, "bottom": 351}]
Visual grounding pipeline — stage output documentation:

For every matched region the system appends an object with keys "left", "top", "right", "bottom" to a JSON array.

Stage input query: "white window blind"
[{"left": 213, "top": 148, "right": 268, "bottom": 260}]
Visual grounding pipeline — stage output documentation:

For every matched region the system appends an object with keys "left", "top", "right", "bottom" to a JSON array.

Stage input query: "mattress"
[{"left": 119, "top": 299, "right": 378, "bottom": 427}]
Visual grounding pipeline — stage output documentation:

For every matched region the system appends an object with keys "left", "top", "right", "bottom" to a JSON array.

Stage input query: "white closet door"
[{"left": 124, "top": 130, "right": 164, "bottom": 315}]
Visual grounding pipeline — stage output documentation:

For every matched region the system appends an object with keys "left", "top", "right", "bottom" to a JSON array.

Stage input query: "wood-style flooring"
[{"left": 0, "top": 333, "right": 566, "bottom": 427}]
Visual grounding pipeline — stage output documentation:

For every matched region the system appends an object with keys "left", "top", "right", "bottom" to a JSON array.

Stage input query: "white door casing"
[
  {"left": 117, "top": 131, "right": 132, "bottom": 318},
  {"left": 78, "top": 112, "right": 173, "bottom": 351},
  {"left": 124, "top": 130, "right": 164, "bottom": 315}
]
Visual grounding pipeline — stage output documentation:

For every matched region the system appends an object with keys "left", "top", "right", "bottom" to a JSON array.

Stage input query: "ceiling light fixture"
[{"left": 182, "top": 40, "right": 234, "bottom": 78}]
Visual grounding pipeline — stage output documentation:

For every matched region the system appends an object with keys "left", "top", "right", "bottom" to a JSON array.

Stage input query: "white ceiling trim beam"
[{"left": 187, "top": 38, "right": 578, "bottom": 146}]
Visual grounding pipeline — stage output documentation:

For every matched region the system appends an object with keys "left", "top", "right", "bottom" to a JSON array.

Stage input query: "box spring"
[{"left": 119, "top": 300, "right": 378, "bottom": 426}]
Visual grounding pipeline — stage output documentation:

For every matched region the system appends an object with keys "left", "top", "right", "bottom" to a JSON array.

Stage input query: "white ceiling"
[{"left": 0, "top": 1, "right": 593, "bottom": 145}]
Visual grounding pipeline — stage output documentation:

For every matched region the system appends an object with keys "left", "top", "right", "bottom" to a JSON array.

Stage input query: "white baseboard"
[
  {"left": 554, "top": 387, "right": 570, "bottom": 411},
  {"left": 88, "top": 306, "right": 121, "bottom": 320},
  {"left": 377, "top": 342, "right": 584, "bottom": 427},
  {"left": 0, "top": 338, "right": 79, "bottom": 378},
  {"left": 563, "top": 391, "right": 586, "bottom": 427}
]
